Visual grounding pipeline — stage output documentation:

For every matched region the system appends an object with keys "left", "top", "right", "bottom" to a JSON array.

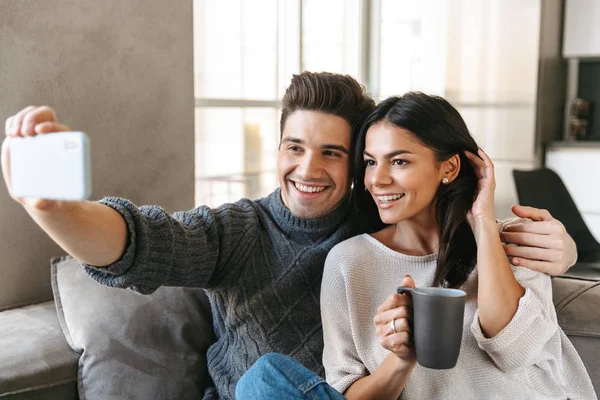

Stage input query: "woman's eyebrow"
[{"left": 363, "top": 149, "right": 412, "bottom": 158}]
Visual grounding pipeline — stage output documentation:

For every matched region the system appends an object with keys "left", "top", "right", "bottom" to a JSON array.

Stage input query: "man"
[{"left": 2, "top": 72, "right": 577, "bottom": 399}]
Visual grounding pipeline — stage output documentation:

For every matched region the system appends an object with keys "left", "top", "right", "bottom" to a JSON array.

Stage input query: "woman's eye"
[
  {"left": 364, "top": 159, "right": 375, "bottom": 167},
  {"left": 392, "top": 159, "right": 406, "bottom": 166}
]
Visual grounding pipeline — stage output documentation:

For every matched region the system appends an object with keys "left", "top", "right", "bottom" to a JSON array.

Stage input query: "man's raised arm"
[{"left": 2, "top": 106, "right": 128, "bottom": 267}]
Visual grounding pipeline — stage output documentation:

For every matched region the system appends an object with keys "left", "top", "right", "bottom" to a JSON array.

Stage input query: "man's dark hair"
[
  {"left": 280, "top": 71, "right": 375, "bottom": 141},
  {"left": 353, "top": 92, "right": 480, "bottom": 289}
]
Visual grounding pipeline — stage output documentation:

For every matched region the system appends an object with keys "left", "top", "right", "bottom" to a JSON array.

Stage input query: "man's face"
[{"left": 277, "top": 110, "right": 352, "bottom": 219}]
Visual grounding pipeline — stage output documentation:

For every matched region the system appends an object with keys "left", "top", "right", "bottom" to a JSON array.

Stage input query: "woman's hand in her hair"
[
  {"left": 464, "top": 149, "right": 497, "bottom": 232},
  {"left": 373, "top": 276, "right": 416, "bottom": 363}
]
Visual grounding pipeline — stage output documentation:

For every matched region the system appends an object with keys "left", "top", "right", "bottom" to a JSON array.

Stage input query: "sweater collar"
[{"left": 263, "top": 188, "right": 353, "bottom": 235}]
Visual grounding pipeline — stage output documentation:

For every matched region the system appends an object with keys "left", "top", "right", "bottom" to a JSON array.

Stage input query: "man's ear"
[{"left": 442, "top": 154, "right": 461, "bottom": 183}]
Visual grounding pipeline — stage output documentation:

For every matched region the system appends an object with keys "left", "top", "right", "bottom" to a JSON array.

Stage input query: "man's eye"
[
  {"left": 392, "top": 159, "right": 406, "bottom": 166},
  {"left": 288, "top": 146, "right": 302, "bottom": 152},
  {"left": 324, "top": 150, "right": 341, "bottom": 158}
]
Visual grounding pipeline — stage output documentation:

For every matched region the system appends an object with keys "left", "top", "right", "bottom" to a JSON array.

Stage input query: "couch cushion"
[
  {"left": 51, "top": 256, "right": 216, "bottom": 400},
  {"left": 552, "top": 275, "right": 600, "bottom": 395},
  {"left": 0, "top": 301, "right": 78, "bottom": 399}
]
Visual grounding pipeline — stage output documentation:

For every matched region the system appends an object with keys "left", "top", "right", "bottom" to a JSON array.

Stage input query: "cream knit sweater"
[{"left": 321, "top": 231, "right": 596, "bottom": 399}]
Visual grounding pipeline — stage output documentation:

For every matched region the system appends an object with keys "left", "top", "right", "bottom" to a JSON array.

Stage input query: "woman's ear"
[{"left": 441, "top": 154, "right": 461, "bottom": 183}]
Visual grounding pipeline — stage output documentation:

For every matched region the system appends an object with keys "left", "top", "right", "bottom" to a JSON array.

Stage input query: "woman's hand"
[
  {"left": 374, "top": 276, "right": 416, "bottom": 362},
  {"left": 464, "top": 149, "right": 496, "bottom": 232}
]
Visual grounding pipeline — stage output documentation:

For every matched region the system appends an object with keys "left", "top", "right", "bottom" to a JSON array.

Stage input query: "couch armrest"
[
  {"left": 0, "top": 301, "right": 79, "bottom": 399},
  {"left": 552, "top": 275, "right": 600, "bottom": 396}
]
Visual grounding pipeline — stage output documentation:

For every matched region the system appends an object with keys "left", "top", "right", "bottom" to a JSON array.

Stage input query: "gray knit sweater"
[{"left": 82, "top": 189, "right": 358, "bottom": 400}]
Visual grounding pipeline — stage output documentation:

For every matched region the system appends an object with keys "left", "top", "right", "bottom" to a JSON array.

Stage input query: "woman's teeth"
[
  {"left": 376, "top": 194, "right": 404, "bottom": 203},
  {"left": 294, "top": 183, "right": 326, "bottom": 193}
]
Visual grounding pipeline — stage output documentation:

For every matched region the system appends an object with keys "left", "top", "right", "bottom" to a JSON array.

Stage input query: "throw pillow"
[{"left": 51, "top": 256, "right": 215, "bottom": 400}]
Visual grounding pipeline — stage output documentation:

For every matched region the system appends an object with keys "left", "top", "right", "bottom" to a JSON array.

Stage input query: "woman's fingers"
[
  {"left": 380, "top": 330, "right": 410, "bottom": 347},
  {"left": 376, "top": 293, "right": 411, "bottom": 314},
  {"left": 464, "top": 150, "right": 485, "bottom": 180},
  {"left": 375, "top": 311, "right": 411, "bottom": 337},
  {"left": 380, "top": 331, "right": 414, "bottom": 360},
  {"left": 374, "top": 305, "right": 411, "bottom": 324},
  {"left": 389, "top": 316, "right": 410, "bottom": 335}
]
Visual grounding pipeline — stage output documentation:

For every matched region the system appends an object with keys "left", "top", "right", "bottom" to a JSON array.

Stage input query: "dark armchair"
[{"left": 512, "top": 168, "right": 600, "bottom": 277}]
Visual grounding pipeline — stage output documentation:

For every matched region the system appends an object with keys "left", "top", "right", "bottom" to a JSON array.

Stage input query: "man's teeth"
[
  {"left": 294, "top": 183, "right": 326, "bottom": 193},
  {"left": 377, "top": 194, "right": 404, "bottom": 203}
]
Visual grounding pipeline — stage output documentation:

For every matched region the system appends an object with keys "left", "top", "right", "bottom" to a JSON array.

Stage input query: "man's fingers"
[
  {"left": 501, "top": 232, "right": 563, "bottom": 249},
  {"left": 503, "top": 244, "right": 563, "bottom": 263},
  {"left": 511, "top": 204, "right": 553, "bottom": 222},
  {"left": 21, "top": 106, "right": 57, "bottom": 136},
  {"left": 35, "top": 122, "right": 71, "bottom": 134},
  {"left": 5, "top": 116, "right": 13, "bottom": 136},
  {"left": 502, "top": 221, "right": 561, "bottom": 235},
  {"left": 1, "top": 138, "right": 12, "bottom": 189},
  {"left": 509, "top": 257, "right": 559, "bottom": 274},
  {"left": 9, "top": 106, "right": 37, "bottom": 136}
]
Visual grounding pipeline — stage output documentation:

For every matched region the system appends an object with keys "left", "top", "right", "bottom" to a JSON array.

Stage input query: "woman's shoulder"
[{"left": 329, "top": 234, "right": 373, "bottom": 257}]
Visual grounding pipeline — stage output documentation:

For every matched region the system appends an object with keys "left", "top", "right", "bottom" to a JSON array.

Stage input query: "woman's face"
[{"left": 363, "top": 122, "right": 446, "bottom": 225}]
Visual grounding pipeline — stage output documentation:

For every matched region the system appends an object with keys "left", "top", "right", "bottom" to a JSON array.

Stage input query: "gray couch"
[{"left": 1, "top": 271, "right": 599, "bottom": 399}]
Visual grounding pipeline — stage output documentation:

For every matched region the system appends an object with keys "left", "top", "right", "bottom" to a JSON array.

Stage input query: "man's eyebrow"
[
  {"left": 363, "top": 149, "right": 412, "bottom": 158},
  {"left": 281, "top": 137, "right": 349, "bottom": 154},
  {"left": 282, "top": 137, "right": 304, "bottom": 144},
  {"left": 322, "top": 144, "right": 349, "bottom": 155}
]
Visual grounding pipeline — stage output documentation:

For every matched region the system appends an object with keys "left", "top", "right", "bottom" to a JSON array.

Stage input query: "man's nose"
[{"left": 297, "top": 152, "right": 322, "bottom": 180}]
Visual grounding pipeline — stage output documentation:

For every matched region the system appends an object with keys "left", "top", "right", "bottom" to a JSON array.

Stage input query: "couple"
[
  {"left": 236, "top": 92, "right": 596, "bottom": 399},
  {"left": 0, "top": 72, "right": 589, "bottom": 399}
]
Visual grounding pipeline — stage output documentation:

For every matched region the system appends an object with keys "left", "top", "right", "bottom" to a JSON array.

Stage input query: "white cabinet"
[
  {"left": 563, "top": 0, "right": 600, "bottom": 58},
  {"left": 545, "top": 145, "right": 600, "bottom": 241}
]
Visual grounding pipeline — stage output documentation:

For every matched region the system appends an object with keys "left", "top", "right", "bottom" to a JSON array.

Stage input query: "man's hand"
[
  {"left": 501, "top": 205, "right": 577, "bottom": 276},
  {"left": 2, "top": 106, "right": 71, "bottom": 211}
]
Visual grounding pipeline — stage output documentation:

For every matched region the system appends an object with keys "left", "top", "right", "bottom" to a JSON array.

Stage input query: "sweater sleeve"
[
  {"left": 470, "top": 265, "right": 559, "bottom": 372},
  {"left": 81, "top": 196, "right": 259, "bottom": 294},
  {"left": 321, "top": 246, "right": 369, "bottom": 395}
]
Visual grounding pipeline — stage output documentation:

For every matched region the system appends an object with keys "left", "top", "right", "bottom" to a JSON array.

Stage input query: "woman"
[{"left": 236, "top": 93, "right": 595, "bottom": 399}]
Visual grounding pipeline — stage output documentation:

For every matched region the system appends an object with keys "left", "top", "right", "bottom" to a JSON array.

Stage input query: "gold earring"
[{"left": 442, "top": 177, "right": 449, "bottom": 184}]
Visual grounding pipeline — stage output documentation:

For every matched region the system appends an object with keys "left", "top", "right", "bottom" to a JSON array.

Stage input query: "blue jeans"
[{"left": 236, "top": 353, "right": 346, "bottom": 400}]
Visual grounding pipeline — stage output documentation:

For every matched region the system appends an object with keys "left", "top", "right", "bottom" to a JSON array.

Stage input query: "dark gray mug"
[{"left": 396, "top": 286, "right": 466, "bottom": 369}]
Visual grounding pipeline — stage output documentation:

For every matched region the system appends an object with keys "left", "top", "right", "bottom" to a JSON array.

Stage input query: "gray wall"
[{"left": 0, "top": 1, "right": 195, "bottom": 309}]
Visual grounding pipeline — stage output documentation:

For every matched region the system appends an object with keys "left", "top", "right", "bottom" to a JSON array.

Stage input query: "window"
[
  {"left": 193, "top": 0, "right": 362, "bottom": 207},
  {"left": 194, "top": 0, "right": 543, "bottom": 219}
]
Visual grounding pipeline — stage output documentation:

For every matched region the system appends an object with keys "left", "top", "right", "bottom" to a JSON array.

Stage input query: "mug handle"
[{"left": 397, "top": 287, "right": 414, "bottom": 295}]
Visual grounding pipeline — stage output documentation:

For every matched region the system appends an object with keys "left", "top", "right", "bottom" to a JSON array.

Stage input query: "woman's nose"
[{"left": 371, "top": 164, "right": 392, "bottom": 187}]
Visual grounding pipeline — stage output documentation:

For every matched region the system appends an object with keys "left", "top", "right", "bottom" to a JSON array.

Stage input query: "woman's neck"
[{"left": 373, "top": 213, "right": 439, "bottom": 256}]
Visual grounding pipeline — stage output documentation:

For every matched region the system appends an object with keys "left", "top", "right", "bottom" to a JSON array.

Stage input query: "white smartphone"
[{"left": 10, "top": 131, "right": 92, "bottom": 200}]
